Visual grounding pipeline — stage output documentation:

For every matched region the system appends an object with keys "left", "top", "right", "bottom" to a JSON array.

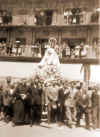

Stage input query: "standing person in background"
[
  {"left": 6, "top": 42, "right": 10, "bottom": 55},
  {"left": 30, "top": 82, "right": 42, "bottom": 125},
  {"left": 75, "top": 86, "right": 90, "bottom": 129},
  {"left": 0, "top": 42, "right": 2, "bottom": 55},
  {"left": 9, "top": 42, "right": 13, "bottom": 56},
  {"left": 34, "top": 83, "right": 43, "bottom": 124},
  {"left": 1, "top": 41, "right": 6, "bottom": 55},
  {"left": 57, "top": 85, "right": 65, "bottom": 126},
  {"left": 92, "top": 40, "right": 98, "bottom": 58},
  {"left": 64, "top": 87, "right": 73, "bottom": 128},
  {"left": 79, "top": 42, "right": 84, "bottom": 58},
  {"left": 24, "top": 84, "right": 33, "bottom": 125},
  {"left": 2, "top": 89, "right": 11, "bottom": 123},
  {"left": 0, "top": 85, "right": 4, "bottom": 120},
  {"left": 87, "top": 86, "right": 93, "bottom": 128},
  {"left": 64, "top": 83, "right": 77, "bottom": 128},
  {"left": 91, "top": 88, "right": 99, "bottom": 129},
  {"left": 12, "top": 93, "right": 25, "bottom": 126},
  {"left": 96, "top": 39, "right": 100, "bottom": 58},
  {"left": 46, "top": 83, "right": 58, "bottom": 124}
]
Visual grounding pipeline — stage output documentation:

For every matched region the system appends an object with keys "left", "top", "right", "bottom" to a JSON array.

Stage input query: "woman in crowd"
[
  {"left": 12, "top": 92, "right": 25, "bottom": 126},
  {"left": 0, "top": 78, "right": 100, "bottom": 130},
  {"left": 0, "top": 37, "right": 100, "bottom": 130}
]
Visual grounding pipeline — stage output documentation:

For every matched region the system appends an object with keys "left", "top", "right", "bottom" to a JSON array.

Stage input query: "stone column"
[{"left": 81, "top": 64, "right": 91, "bottom": 84}]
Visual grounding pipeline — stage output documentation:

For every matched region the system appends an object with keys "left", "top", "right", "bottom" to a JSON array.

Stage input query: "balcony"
[{"left": 0, "top": 55, "right": 99, "bottom": 64}]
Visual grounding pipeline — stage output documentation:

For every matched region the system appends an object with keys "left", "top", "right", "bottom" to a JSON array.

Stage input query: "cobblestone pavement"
[{"left": 0, "top": 121, "right": 100, "bottom": 137}]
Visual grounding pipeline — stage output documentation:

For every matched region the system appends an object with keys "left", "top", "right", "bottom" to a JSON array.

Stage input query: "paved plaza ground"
[{"left": 0, "top": 121, "right": 100, "bottom": 137}]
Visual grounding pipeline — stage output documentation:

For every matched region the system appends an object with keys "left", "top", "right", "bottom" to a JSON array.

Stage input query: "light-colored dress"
[{"left": 36, "top": 48, "right": 62, "bottom": 82}]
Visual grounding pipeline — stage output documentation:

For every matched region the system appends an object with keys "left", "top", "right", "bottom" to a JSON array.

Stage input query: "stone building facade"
[{"left": 0, "top": 0, "right": 99, "bottom": 57}]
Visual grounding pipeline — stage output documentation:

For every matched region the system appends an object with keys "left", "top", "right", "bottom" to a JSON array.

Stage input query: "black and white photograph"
[{"left": 0, "top": 0, "right": 100, "bottom": 137}]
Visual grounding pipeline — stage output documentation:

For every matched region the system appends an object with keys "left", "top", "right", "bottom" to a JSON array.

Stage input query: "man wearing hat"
[{"left": 75, "top": 88, "right": 90, "bottom": 129}]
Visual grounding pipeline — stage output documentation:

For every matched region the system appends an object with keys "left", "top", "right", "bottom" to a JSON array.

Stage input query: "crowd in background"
[
  {"left": 0, "top": 7, "right": 99, "bottom": 26},
  {"left": 0, "top": 7, "right": 100, "bottom": 58},
  {"left": 0, "top": 76, "right": 100, "bottom": 130},
  {"left": 0, "top": 40, "right": 100, "bottom": 58},
  {"left": 0, "top": 10, "right": 12, "bottom": 26}
]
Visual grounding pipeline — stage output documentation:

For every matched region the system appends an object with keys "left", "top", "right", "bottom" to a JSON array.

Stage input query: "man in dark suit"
[
  {"left": 30, "top": 82, "right": 42, "bottom": 125},
  {"left": 75, "top": 88, "right": 90, "bottom": 129},
  {"left": 57, "top": 86, "right": 65, "bottom": 125},
  {"left": 12, "top": 93, "right": 25, "bottom": 126}
]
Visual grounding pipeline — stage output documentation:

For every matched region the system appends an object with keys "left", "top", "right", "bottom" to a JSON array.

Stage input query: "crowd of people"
[
  {"left": 0, "top": 7, "right": 99, "bottom": 26},
  {"left": 0, "top": 10, "right": 12, "bottom": 26},
  {"left": 0, "top": 77, "right": 99, "bottom": 130},
  {"left": 0, "top": 37, "right": 100, "bottom": 130},
  {"left": 0, "top": 40, "right": 99, "bottom": 58}
]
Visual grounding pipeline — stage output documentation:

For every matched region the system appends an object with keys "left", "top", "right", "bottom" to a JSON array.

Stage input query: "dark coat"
[
  {"left": 13, "top": 95, "right": 25, "bottom": 124},
  {"left": 75, "top": 91, "right": 89, "bottom": 109},
  {"left": 0, "top": 92, "right": 3, "bottom": 106},
  {"left": 32, "top": 87, "right": 41, "bottom": 105},
  {"left": 24, "top": 93, "right": 32, "bottom": 123},
  {"left": 91, "top": 91, "right": 99, "bottom": 108},
  {"left": 0, "top": 92, "right": 3, "bottom": 111},
  {"left": 58, "top": 88, "right": 65, "bottom": 105}
]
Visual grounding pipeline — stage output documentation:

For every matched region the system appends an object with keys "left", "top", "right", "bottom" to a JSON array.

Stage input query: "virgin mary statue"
[{"left": 35, "top": 37, "right": 62, "bottom": 83}]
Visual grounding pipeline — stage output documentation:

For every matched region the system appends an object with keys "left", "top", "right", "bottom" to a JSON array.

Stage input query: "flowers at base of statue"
[
  {"left": 36, "top": 63, "right": 60, "bottom": 80},
  {"left": 46, "top": 65, "right": 57, "bottom": 74}
]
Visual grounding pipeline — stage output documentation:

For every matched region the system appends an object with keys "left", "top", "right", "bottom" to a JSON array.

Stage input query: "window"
[
  {"left": 44, "top": 10, "right": 53, "bottom": 25},
  {"left": 35, "top": 9, "right": 53, "bottom": 26}
]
